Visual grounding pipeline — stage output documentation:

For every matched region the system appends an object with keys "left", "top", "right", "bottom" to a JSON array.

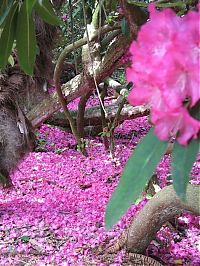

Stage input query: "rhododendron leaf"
[
  {"left": 26, "top": 0, "right": 37, "bottom": 14},
  {"left": 105, "top": 128, "right": 167, "bottom": 230},
  {"left": 16, "top": 1, "right": 36, "bottom": 75},
  {"left": 35, "top": 0, "right": 61, "bottom": 26},
  {"left": 0, "top": 3, "right": 17, "bottom": 69},
  {"left": 172, "top": 139, "right": 199, "bottom": 200},
  {"left": 0, "top": 0, "right": 14, "bottom": 26}
]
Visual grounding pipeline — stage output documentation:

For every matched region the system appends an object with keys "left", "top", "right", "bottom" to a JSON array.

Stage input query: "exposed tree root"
[{"left": 98, "top": 184, "right": 199, "bottom": 264}]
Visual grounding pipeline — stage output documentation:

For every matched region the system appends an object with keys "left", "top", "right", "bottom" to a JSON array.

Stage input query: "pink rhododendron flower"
[
  {"left": 127, "top": 4, "right": 200, "bottom": 145},
  {"left": 152, "top": 107, "right": 200, "bottom": 145}
]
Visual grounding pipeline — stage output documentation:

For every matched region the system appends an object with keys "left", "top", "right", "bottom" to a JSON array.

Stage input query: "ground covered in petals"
[{"left": 0, "top": 114, "right": 199, "bottom": 265}]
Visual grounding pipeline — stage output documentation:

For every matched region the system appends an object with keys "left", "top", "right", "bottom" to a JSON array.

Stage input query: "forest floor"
[{"left": 0, "top": 96, "right": 199, "bottom": 266}]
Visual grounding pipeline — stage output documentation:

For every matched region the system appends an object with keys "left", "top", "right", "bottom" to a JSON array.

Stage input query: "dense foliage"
[{"left": 0, "top": 0, "right": 60, "bottom": 74}]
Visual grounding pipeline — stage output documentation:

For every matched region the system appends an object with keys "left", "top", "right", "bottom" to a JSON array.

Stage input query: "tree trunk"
[
  {"left": 27, "top": 34, "right": 129, "bottom": 128},
  {"left": 27, "top": 4, "right": 148, "bottom": 128},
  {"left": 126, "top": 184, "right": 200, "bottom": 254},
  {"left": 46, "top": 104, "right": 150, "bottom": 129}
]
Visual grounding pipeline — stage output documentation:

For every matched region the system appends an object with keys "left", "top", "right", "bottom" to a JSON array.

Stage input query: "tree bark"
[
  {"left": 126, "top": 184, "right": 200, "bottom": 254},
  {"left": 76, "top": 91, "right": 93, "bottom": 137},
  {"left": 46, "top": 104, "right": 150, "bottom": 129},
  {"left": 27, "top": 34, "right": 128, "bottom": 128}
]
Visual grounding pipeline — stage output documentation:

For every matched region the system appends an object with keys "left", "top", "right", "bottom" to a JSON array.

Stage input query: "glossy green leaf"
[
  {"left": 35, "top": 0, "right": 61, "bottom": 25},
  {"left": 0, "top": 3, "right": 17, "bottom": 69},
  {"left": 0, "top": 0, "right": 14, "bottom": 26},
  {"left": 16, "top": 1, "right": 36, "bottom": 75},
  {"left": 172, "top": 139, "right": 200, "bottom": 200},
  {"left": 105, "top": 128, "right": 167, "bottom": 230}
]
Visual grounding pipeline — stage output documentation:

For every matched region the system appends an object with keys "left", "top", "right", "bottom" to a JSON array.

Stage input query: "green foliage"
[
  {"left": 16, "top": 1, "right": 37, "bottom": 75},
  {"left": 121, "top": 17, "right": 129, "bottom": 35},
  {"left": 35, "top": 0, "right": 61, "bottom": 25},
  {"left": 105, "top": 128, "right": 167, "bottom": 230},
  {"left": 127, "top": 0, "right": 186, "bottom": 9},
  {"left": 26, "top": 0, "right": 37, "bottom": 14},
  {"left": 172, "top": 139, "right": 200, "bottom": 200},
  {"left": 0, "top": 3, "right": 17, "bottom": 68},
  {"left": 127, "top": 0, "right": 193, "bottom": 15},
  {"left": 0, "top": 0, "right": 60, "bottom": 74},
  {"left": 109, "top": 0, "right": 118, "bottom": 12},
  {"left": 8, "top": 54, "right": 14, "bottom": 66},
  {"left": 0, "top": 0, "right": 14, "bottom": 26},
  {"left": 20, "top": 236, "right": 30, "bottom": 242}
]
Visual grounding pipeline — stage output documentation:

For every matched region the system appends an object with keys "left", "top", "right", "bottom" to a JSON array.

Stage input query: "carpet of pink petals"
[{"left": 0, "top": 102, "right": 199, "bottom": 265}]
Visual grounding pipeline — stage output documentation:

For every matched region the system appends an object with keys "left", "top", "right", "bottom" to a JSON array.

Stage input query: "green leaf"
[
  {"left": 121, "top": 17, "right": 129, "bottom": 35},
  {"left": 25, "top": 0, "right": 37, "bottom": 15},
  {"left": 172, "top": 139, "right": 200, "bottom": 200},
  {"left": 0, "top": 0, "right": 14, "bottom": 26},
  {"left": 8, "top": 54, "right": 14, "bottom": 66},
  {"left": 105, "top": 128, "right": 167, "bottom": 230},
  {"left": 35, "top": 0, "right": 61, "bottom": 25},
  {"left": 0, "top": 2, "right": 17, "bottom": 69},
  {"left": 16, "top": 1, "right": 36, "bottom": 75},
  {"left": 20, "top": 235, "right": 30, "bottom": 242}
]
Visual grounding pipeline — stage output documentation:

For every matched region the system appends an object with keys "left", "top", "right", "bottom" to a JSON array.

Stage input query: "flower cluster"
[{"left": 127, "top": 4, "right": 200, "bottom": 145}]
